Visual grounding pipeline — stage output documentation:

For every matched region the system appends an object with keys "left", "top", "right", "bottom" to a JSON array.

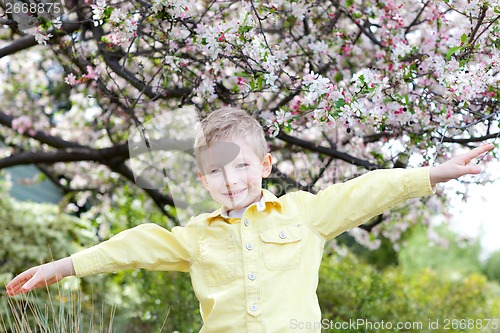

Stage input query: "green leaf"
[
  {"left": 104, "top": 6, "right": 114, "bottom": 18},
  {"left": 334, "top": 99, "right": 346, "bottom": 108},
  {"left": 461, "top": 33, "right": 467, "bottom": 44},
  {"left": 446, "top": 46, "right": 461, "bottom": 59},
  {"left": 235, "top": 71, "right": 249, "bottom": 77},
  {"left": 257, "top": 75, "right": 263, "bottom": 91}
]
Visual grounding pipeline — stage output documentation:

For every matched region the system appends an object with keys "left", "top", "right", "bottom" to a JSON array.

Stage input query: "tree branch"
[
  {"left": 90, "top": 25, "right": 191, "bottom": 100},
  {"left": 106, "top": 163, "right": 180, "bottom": 222},
  {"left": 404, "top": 1, "right": 430, "bottom": 36},
  {"left": 0, "top": 147, "right": 182, "bottom": 222},
  {"left": 0, "top": 109, "right": 193, "bottom": 222},
  {"left": 438, "top": 132, "right": 500, "bottom": 144},
  {"left": 276, "top": 132, "right": 381, "bottom": 170},
  {"left": 0, "top": 147, "right": 128, "bottom": 169},
  {"left": 358, "top": 215, "right": 383, "bottom": 232},
  {"left": 0, "top": 111, "right": 85, "bottom": 149},
  {"left": 0, "top": 21, "right": 82, "bottom": 59}
]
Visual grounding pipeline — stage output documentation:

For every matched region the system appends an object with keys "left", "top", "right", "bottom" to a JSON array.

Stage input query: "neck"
[
  {"left": 228, "top": 207, "right": 246, "bottom": 218},
  {"left": 225, "top": 193, "right": 263, "bottom": 218}
]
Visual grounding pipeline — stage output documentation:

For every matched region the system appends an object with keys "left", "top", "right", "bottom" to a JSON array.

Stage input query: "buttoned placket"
[{"left": 241, "top": 213, "right": 262, "bottom": 333}]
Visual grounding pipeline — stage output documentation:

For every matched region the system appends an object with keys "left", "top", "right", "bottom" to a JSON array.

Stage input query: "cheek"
[
  {"left": 204, "top": 176, "right": 222, "bottom": 189},
  {"left": 246, "top": 174, "right": 263, "bottom": 188}
]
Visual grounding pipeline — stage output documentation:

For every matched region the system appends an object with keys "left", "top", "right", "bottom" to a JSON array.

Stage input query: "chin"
[{"left": 226, "top": 198, "right": 250, "bottom": 210}]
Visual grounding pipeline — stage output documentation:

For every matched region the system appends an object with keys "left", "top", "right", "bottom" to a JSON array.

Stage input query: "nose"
[{"left": 222, "top": 167, "right": 239, "bottom": 186}]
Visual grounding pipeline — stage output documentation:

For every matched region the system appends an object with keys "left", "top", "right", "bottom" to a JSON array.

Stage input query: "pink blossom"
[
  {"left": 34, "top": 29, "right": 53, "bottom": 45},
  {"left": 12, "top": 116, "right": 33, "bottom": 134},
  {"left": 65, "top": 73, "right": 79, "bottom": 86},
  {"left": 83, "top": 66, "right": 99, "bottom": 80}
]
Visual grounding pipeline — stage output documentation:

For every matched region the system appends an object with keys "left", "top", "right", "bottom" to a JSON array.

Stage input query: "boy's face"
[{"left": 197, "top": 137, "right": 272, "bottom": 212}]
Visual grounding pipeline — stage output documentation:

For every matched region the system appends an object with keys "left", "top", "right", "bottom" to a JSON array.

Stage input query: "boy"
[{"left": 6, "top": 107, "right": 494, "bottom": 332}]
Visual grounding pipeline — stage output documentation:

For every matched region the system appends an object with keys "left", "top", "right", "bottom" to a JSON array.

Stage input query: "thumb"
[
  {"left": 21, "top": 273, "right": 42, "bottom": 293},
  {"left": 468, "top": 165, "right": 482, "bottom": 174}
]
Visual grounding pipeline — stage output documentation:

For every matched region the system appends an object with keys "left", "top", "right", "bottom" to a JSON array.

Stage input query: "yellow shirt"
[{"left": 71, "top": 167, "right": 434, "bottom": 333}]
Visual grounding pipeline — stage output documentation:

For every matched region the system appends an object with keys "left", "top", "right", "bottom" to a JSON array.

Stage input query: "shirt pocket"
[
  {"left": 198, "top": 234, "right": 237, "bottom": 287},
  {"left": 259, "top": 225, "right": 304, "bottom": 270}
]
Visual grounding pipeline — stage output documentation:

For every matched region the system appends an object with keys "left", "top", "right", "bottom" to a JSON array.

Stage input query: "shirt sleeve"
[
  {"left": 296, "top": 167, "right": 435, "bottom": 240},
  {"left": 71, "top": 223, "right": 197, "bottom": 277}
]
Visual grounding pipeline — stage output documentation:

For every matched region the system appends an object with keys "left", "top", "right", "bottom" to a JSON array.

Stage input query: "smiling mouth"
[{"left": 225, "top": 188, "right": 246, "bottom": 197}]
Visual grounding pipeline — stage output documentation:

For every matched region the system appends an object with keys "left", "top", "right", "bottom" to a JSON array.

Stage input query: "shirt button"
[
  {"left": 248, "top": 273, "right": 256, "bottom": 281},
  {"left": 246, "top": 243, "right": 253, "bottom": 251},
  {"left": 244, "top": 219, "right": 249, "bottom": 226},
  {"left": 279, "top": 231, "right": 287, "bottom": 239},
  {"left": 250, "top": 304, "right": 258, "bottom": 312}
]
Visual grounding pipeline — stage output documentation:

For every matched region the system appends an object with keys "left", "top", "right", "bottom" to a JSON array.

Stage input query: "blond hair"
[{"left": 194, "top": 107, "right": 268, "bottom": 170}]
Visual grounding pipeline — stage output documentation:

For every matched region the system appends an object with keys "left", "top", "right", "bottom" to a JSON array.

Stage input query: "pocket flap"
[{"left": 260, "top": 226, "right": 303, "bottom": 244}]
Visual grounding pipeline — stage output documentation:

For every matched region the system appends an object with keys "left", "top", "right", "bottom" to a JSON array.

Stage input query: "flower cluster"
[
  {"left": 0, "top": 0, "right": 498, "bottom": 250},
  {"left": 64, "top": 66, "right": 100, "bottom": 86}
]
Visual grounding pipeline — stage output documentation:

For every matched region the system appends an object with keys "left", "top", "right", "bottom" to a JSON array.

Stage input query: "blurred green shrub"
[
  {"left": 0, "top": 185, "right": 95, "bottom": 280},
  {"left": 318, "top": 246, "right": 500, "bottom": 333},
  {"left": 483, "top": 251, "right": 500, "bottom": 284},
  {"left": 0, "top": 181, "right": 107, "bottom": 331},
  {"left": 0, "top": 182, "right": 201, "bottom": 332},
  {"left": 398, "top": 224, "right": 482, "bottom": 277}
]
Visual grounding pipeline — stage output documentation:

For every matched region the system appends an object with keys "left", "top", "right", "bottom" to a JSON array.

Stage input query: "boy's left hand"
[{"left": 430, "top": 143, "right": 495, "bottom": 187}]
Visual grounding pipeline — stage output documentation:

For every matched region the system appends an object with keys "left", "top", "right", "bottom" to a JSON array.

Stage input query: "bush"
[
  {"left": 0, "top": 189, "right": 95, "bottom": 278},
  {"left": 318, "top": 247, "right": 500, "bottom": 333},
  {"left": 0, "top": 182, "right": 201, "bottom": 332},
  {"left": 483, "top": 251, "right": 500, "bottom": 284},
  {"left": 0, "top": 181, "right": 110, "bottom": 332},
  {"left": 398, "top": 224, "right": 482, "bottom": 277}
]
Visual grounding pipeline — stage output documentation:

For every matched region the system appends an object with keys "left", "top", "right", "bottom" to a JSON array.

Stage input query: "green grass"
[{"left": 1, "top": 289, "right": 116, "bottom": 333}]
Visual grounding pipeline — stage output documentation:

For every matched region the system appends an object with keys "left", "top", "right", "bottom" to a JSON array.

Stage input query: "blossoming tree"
[{"left": 0, "top": 0, "right": 498, "bottom": 249}]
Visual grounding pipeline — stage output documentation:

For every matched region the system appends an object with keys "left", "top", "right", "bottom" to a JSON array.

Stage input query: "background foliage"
[
  {"left": 1, "top": 0, "right": 500, "bottom": 331},
  {"left": 319, "top": 248, "right": 500, "bottom": 333}
]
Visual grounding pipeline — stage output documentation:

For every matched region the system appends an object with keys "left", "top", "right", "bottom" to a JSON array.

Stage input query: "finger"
[
  {"left": 6, "top": 283, "right": 22, "bottom": 296},
  {"left": 461, "top": 144, "right": 494, "bottom": 164},
  {"left": 21, "top": 271, "right": 47, "bottom": 293},
  {"left": 6, "top": 271, "right": 33, "bottom": 289},
  {"left": 463, "top": 165, "right": 482, "bottom": 175},
  {"left": 6, "top": 274, "right": 34, "bottom": 296},
  {"left": 6, "top": 281, "right": 29, "bottom": 296},
  {"left": 22, "top": 269, "right": 62, "bottom": 293}
]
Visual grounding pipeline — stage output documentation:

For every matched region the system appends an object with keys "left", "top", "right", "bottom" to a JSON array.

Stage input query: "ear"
[
  {"left": 197, "top": 171, "right": 209, "bottom": 189},
  {"left": 261, "top": 153, "right": 273, "bottom": 178}
]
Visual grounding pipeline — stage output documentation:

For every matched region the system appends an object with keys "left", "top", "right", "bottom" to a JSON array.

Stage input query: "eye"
[
  {"left": 236, "top": 163, "right": 249, "bottom": 168},
  {"left": 210, "top": 168, "right": 222, "bottom": 175}
]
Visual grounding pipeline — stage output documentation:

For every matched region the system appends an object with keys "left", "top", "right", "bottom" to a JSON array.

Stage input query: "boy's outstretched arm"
[
  {"left": 5, "top": 257, "right": 75, "bottom": 296},
  {"left": 430, "top": 143, "right": 495, "bottom": 187}
]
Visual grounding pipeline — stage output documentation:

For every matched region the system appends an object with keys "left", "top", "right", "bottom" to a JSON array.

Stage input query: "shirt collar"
[{"left": 206, "top": 189, "right": 282, "bottom": 224}]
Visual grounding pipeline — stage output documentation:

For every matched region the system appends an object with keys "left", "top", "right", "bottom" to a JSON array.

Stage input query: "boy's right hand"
[{"left": 5, "top": 257, "right": 75, "bottom": 296}]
